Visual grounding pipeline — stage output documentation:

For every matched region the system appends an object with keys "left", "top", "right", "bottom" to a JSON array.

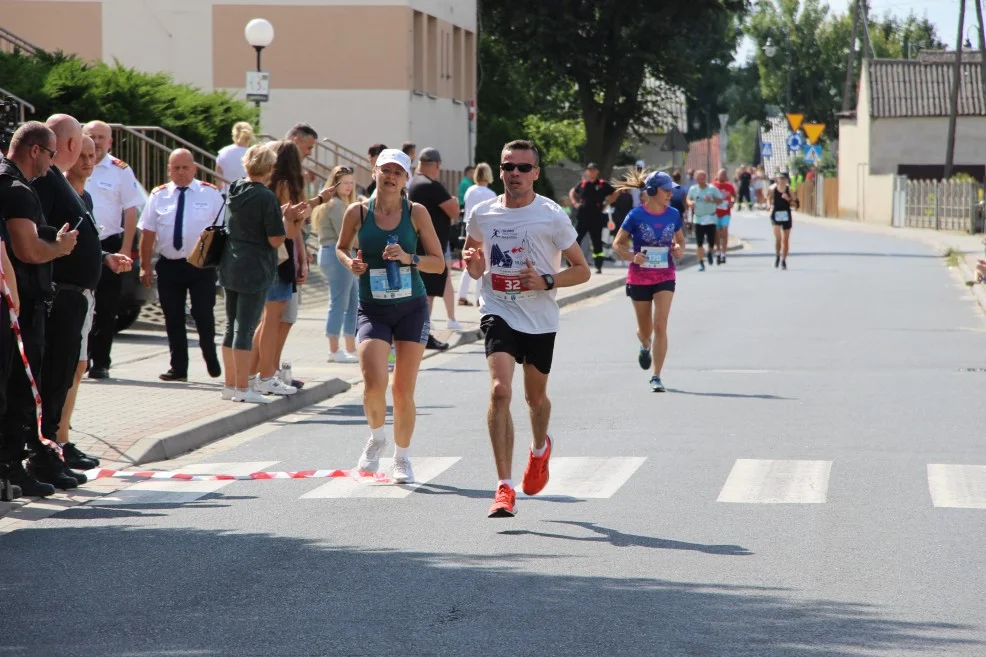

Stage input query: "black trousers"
[
  {"left": 577, "top": 215, "right": 605, "bottom": 271},
  {"left": 1, "top": 297, "right": 46, "bottom": 465},
  {"left": 156, "top": 258, "right": 217, "bottom": 375},
  {"left": 89, "top": 234, "right": 123, "bottom": 369},
  {"left": 40, "top": 287, "right": 89, "bottom": 441}
]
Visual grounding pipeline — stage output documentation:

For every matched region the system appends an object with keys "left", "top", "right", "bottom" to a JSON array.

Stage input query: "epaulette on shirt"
[
  {"left": 151, "top": 184, "right": 168, "bottom": 194},
  {"left": 111, "top": 158, "right": 130, "bottom": 169},
  {"left": 200, "top": 181, "right": 218, "bottom": 190}
]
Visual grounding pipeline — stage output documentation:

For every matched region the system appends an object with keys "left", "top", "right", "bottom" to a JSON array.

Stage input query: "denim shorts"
[{"left": 267, "top": 278, "right": 294, "bottom": 302}]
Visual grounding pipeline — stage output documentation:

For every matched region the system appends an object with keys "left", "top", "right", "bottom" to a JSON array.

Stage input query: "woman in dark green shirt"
[
  {"left": 218, "top": 144, "right": 287, "bottom": 403},
  {"left": 335, "top": 149, "right": 445, "bottom": 484}
]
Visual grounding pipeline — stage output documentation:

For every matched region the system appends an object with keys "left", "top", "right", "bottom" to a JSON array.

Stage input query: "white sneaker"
[
  {"left": 232, "top": 389, "right": 271, "bottom": 403},
  {"left": 248, "top": 375, "right": 258, "bottom": 392},
  {"left": 446, "top": 319, "right": 463, "bottom": 331},
  {"left": 392, "top": 457, "right": 414, "bottom": 484},
  {"left": 255, "top": 376, "right": 297, "bottom": 396},
  {"left": 357, "top": 437, "right": 386, "bottom": 473},
  {"left": 221, "top": 386, "right": 235, "bottom": 401},
  {"left": 330, "top": 350, "right": 359, "bottom": 363}
]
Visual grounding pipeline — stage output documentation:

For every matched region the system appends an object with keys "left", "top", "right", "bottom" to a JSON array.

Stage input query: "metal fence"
[{"left": 897, "top": 178, "right": 983, "bottom": 233}]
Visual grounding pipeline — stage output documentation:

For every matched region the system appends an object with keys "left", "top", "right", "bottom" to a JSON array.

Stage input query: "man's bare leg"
[
  {"left": 487, "top": 352, "right": 516, "bottom": 481},
  {"left": 523, "top": 364, "right": 550, "bottom": 450}
]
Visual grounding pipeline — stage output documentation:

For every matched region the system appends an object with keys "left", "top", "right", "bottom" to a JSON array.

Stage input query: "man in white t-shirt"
[{"left": 463, "top": 139, "right": 591, "bottom": 518}]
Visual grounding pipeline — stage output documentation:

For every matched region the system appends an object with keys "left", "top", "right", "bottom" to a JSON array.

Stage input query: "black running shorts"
[{"left": 480, "top": 315, "right": 556, "bottom": 375}]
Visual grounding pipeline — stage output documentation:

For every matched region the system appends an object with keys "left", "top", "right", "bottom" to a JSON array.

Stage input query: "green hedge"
[{"left": 0, "top": 51, "right": 258, "bottom": 153}]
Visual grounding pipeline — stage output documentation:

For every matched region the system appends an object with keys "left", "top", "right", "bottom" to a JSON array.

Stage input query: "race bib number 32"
[{"left": 491, "top": 273, "right": 536, "bottom": 301}]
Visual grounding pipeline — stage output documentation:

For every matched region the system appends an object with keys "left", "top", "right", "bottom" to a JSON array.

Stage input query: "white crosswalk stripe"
[
  {"left": 300, "top": 457, "right": 461, "bottom": 499},
  {"left": 716, "top": 459, "right": 832, "bottom": 504},
  {"left": 927, "top": 464, "right": 986, "bottom": 509},
  {"left": 517, "top": 457, "right": 647, "bottom": 499},
  {"left": 88, "top": 462, "right": 279, "bottom": 506}
]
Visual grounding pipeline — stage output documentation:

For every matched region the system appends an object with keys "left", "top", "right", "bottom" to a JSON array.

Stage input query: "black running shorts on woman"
[{"left": 481, "top": 315, "right": 556, "bottom": 375}]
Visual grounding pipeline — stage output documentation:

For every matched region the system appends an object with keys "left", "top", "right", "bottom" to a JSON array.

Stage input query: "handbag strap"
[{"left": 210, "top": 201, "right": 225, "bottom": 228}]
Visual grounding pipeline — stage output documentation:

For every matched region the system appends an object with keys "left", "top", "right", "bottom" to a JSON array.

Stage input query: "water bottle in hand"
[{"left": 385, "top": 234, "right": 402, "bottom": 290}]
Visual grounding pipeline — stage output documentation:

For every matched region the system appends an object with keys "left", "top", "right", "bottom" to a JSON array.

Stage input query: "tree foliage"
[
  {"left": 481, "top": 0, "right": 747, "bottom": 176},
  {"left": 0, "top": 51, "right": 257, "bottom": 153}
]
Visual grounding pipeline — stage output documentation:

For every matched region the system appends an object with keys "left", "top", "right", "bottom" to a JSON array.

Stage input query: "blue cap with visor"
[{"left": 644, "top": 171, "right": 679, "bottom": 195}]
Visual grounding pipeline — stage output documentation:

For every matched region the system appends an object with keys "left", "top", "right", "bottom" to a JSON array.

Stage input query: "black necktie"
[{"left": 173, "top": 187, "right": 188, "bottom": 251}]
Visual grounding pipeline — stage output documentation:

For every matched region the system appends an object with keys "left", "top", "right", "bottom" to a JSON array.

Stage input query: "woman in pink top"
[{"left": 612, "top": 170, "right": 685, "bottom": 392}]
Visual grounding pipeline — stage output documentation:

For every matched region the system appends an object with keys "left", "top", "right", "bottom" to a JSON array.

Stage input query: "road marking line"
[
  {"left": 717, "top": 459, "right": 831, "bottom": 504},
  {"left": 928, "top": 464, "right": 986, "bottom": 509},
  {"left": 517, "top": 457, "right": 647, "bottom": 499},
  {"left": 300, "top": 457, "right": 461, "bottom": 499},
  {"left": 88, "top": 461, "right": 278, "bottom": 505}
]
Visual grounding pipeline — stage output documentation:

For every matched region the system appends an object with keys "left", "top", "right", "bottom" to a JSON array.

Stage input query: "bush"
[{"left": 0, "top": 50, "right": 258, "bottom": 153}]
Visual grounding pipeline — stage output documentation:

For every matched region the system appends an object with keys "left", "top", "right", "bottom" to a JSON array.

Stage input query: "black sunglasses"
[
  {"left": 500, "top": 163, "right": 534, "bottom": 173},
  {"left": 338, "top": 166, "right": 354, "bottom": 174}
]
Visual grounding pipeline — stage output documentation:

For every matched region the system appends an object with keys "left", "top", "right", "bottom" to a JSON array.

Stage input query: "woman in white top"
[
  {"left": 215, "top": 122, "right": 254, "bottom": 191},
  {"left": 456, "top": 162, "right": 496, "bottom": 305}
]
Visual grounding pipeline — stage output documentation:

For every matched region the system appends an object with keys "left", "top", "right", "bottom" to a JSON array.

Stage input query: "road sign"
[
  {"left": 786, "top": 113, "right": 804, "bottom": 132},
  {"left": 803, "top": 144, "right": 823, "bottom": 164},
  {"left": 803, "top": 123, "right": 826, "bottom": 145},
  {"left": 659, "top": 125, "right": 689, "bottom": 153},
  {"left": 246, "top": 71, "right": 270, "bottom": 102},
  {"left": 786, "top": 132, "right": 804, "bottom": 152},
  {"left": 761, "top": 142, "right": 773, "bottom": 158}
]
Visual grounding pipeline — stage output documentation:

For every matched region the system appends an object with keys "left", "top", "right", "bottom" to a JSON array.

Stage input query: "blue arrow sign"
[
  {"left": 761, "top": 142, "right": 773, "bottom": 158},
  {"left": 787, "top": 132, "right": 804, "bottom": 152},
  {"left": 803, "top": 144, "right": 823, "bottom": 163}
]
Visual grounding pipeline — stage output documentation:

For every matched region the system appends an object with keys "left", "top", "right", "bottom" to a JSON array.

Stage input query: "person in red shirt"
[{"left": 712, "top": 168, "right": 736, "bottom": 265}]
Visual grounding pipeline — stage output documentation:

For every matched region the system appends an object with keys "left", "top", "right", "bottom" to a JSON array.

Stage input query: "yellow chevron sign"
[
  {"left": 786, "top": 113, "right": 804, "bottom": 132},
  {"left": 803, "top": 123, "right": 826, "bottom": 145}
]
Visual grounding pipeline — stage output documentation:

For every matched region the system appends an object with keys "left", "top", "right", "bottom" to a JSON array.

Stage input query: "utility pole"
[
  {"left": 974, "top": 0, "right": 986, "bottom": 107},
  {"left": 842, "top": 0, "right": 860, "bottom": 112},
  {"left": 859, "top": 0, "right": 875, "bottom": 59},
  {"left": 945, "top": 0, "right": 966, "bottom": 180}
]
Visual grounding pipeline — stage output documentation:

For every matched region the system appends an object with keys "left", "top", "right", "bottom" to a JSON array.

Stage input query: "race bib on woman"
[{"left": 640, "top": 246, "right": 669, "bottom": 269}]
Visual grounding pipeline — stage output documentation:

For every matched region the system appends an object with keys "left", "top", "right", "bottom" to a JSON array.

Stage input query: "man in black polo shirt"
[
  {"left": 0, "top": 121, "right": 78, "bottom": 498},
  {"left": 408, "top": 147, "right": 459, "bottom": 350},
  {"left": 32, "top": 115, "right": 132, "bottom": 484},
  {"left": 569, "top": 162, "right": 619, "bottom": 274}
]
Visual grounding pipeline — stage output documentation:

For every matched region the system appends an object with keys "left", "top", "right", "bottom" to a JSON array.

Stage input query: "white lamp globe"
[
  {"left": 763, "top": 39, "right": 777, "bottom": 58},
  {"left": 245, "top": 19, "right": 274, "bottom": 48}
]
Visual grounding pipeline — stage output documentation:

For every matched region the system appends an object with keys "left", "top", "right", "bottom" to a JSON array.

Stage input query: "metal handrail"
[
  {"left": 0, "top": 27, "right": 41, "bottom": 56},
  {"left": 108, "top": 124, "right": 227, "bottom": 188},
  {"left": 322, "top": 137, "right": 366, "bottom": 164},
  {"left": 0, "top": 86, "right": 36, "bottom": 123},
  {"left": 124, "top": 125, "right": 220, "bottom": 163}
]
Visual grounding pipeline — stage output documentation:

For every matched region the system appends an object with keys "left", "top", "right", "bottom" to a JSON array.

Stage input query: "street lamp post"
[{"left": 244, "top": 18, "right": 274, "bottom": 110}]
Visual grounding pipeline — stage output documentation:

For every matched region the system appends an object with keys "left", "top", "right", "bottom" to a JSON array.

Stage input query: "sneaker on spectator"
[{"left": 255, "top": 376, "right": 297, "bottom": 396}]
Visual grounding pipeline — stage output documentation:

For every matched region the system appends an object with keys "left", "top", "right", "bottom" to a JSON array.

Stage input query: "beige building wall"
[
  {"left": 837, "top": 118, "right": 860, "bottom": 220},
  {"left": 0, "top": 0, "right": 103, "bottom": 61},
  {"left": 869, "top": 117, "right": 986, "bottom": 175}
]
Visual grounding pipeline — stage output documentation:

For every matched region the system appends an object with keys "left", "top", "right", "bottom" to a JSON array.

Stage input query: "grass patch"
[{"left": 944, "top": 247, "right": 962, "bottom": 268}]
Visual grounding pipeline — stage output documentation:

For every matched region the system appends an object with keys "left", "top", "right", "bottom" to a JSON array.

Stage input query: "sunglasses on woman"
[
  {"left": 500, "top": 163, "right": 534, "bottom": 173},
  {"left": 338, "top": 166, "right": 354, "bottom": 174}
]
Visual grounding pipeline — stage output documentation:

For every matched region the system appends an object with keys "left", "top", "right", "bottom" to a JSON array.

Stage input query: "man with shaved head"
[
  {"left": 32, "top": 114, "right": 132, "bottom": 486},
  {"left": 138, "top": 148, "right": 225, "bottom": 381},
  {"left": 83, "top": 119, "right": 144, "bottom": 380}
]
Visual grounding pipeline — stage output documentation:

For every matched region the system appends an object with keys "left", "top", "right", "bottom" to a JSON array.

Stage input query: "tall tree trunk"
[
  {"left": 578, "top": 83, "right": 632, "bottom": 178},
  {"left": 945, "top": 0, "right": 966, "bottom": 180},
  {"left": 842, "top": 0, "right": 860, "bottom": 112}
]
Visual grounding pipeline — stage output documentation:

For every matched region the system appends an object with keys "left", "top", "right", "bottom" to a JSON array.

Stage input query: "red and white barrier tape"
[
  {"left": 85, "top": 468, "right": 393, "bottom": 483},
  {"left": 1, "top": 271, "right": 63, "bottom": 461}
]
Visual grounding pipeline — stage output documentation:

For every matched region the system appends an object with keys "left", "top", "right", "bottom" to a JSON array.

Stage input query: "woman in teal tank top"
[{"left": 334, "top": 149, "right": 445, "bottom": 485}]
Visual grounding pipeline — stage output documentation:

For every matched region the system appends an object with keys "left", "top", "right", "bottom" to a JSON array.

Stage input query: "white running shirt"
[{"left": 465, "top": 194, "right": 578, "bottom": 334}]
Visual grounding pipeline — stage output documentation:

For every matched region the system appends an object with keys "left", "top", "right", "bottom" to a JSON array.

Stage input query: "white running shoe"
[
  {"left": 232, "top": 389, "right": 271, "bottom": 403},
  {"left": 255, "top": 376, "right": 297, "bottom": 396},
  {"left": 357, "top": 437, "right": 386, "bottom": 473},
  {"left": 221, "top": 386, "right": 235, "bottom": 401},
  {"left": 392, "top": 457, "right": 414, "bottom": 484},
  {"left": 248, "top": 375, "right": 258, "bottom": 391},
  {"left": 330, "top": 350, "right": 358, "bottom": 363},
  {"left": 446, "top": 319, "right": 463, "bottom": 331}
]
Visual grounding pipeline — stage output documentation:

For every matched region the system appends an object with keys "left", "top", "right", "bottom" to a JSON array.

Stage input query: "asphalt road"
[{"left": 2, "top": 211, "right": 986, "bottom": 656}]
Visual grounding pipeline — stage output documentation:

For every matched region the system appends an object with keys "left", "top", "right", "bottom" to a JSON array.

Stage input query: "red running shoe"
[
  {"left": 521, "top": 436, "right": 552, "bottom": 496},
  {"left": 488, "top": 483, "right": 517, "bottom": 518}
]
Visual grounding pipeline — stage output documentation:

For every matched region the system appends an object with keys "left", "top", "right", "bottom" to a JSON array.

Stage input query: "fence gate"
[{"left": 902, "top": 178, "right": 981, "bottom": 233}]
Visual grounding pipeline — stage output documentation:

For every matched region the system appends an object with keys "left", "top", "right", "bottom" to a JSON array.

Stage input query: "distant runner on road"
[
  {"left": 463, "top": 139, "right": 591, "bottom": 518},
  {"left": 712, "top": 168, "right": 735, "bottom": 265},
  {"left": 768, "top": 172, "right": 794, "bottom": 270},
  {"left": 685, "top": 170, "right": 723, "bottom": 272}
]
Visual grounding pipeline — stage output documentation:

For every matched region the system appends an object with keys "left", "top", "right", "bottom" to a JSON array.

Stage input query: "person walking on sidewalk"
[
  {"left": 0, "top": 121, "right": 79, "bottom": 498},
  {"left": 462, "top": 139, "right": 591, "bottom": 518},
  {"left": 569, "top": 162, "right": 619, "bottom": 274},
  {"left": 457, "top": 163, "right": 496, "bottom": 306},
  {"left": 769, "top": 172, "right": 794, "bottom": 270},
  {"left": 219, "top": 145, "right": 287, "bottom": 403},
  {"left": 712, "top": 168, "right": 735, "bottom": 265},
  {"left": 312, "top": 165, "right": 359, "bottom": 363},
  {"left": 138, "top": 149, "right": 226, "bottom": 382},
  {"left": 408, "top": 147, "right": 461, "bottom": 345},
  {"left": 685, "top": 170, "right": 722, "bottom": 272},
  {"left": 612, "top": 170, "right": 685, "bottom": 393},
  {"left": 82, "top": 120, "right": 144, "bottom": 380},
  {"left": 335, "top": 148, "right": 446, "bottom": 484}
]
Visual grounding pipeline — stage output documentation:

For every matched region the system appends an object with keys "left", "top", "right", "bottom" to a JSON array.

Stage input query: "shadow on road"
[
  {"left": 0, "top": 525, "right": 977, "bottom": 655},
  {"left": 666, "top": 388, "right": 793, "bottom": 400}
]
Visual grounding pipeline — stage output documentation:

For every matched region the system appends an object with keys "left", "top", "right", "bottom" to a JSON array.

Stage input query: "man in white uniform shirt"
[
  {"left": 138, "top": 149, "right": 225, "bottom": 382},
  {"left": 462, "top": 139, "right": 591, "bottom": 518},
  {"left": 83, "top": 120, "right": 144, "bottom": 379}
]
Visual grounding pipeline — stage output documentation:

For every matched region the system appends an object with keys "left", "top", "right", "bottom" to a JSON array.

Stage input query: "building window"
[
  {"left": 413, "top": 11, "right": 425, "bottom": 93},
  {"left": 426, "top": 14, "right": 438, "bottom": 95},
  {"left": 453, "top": 27, "right": 463, "bottom": 100},
  {"left": 464, "top": 30, "right": 475, "bottom": 101}
]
